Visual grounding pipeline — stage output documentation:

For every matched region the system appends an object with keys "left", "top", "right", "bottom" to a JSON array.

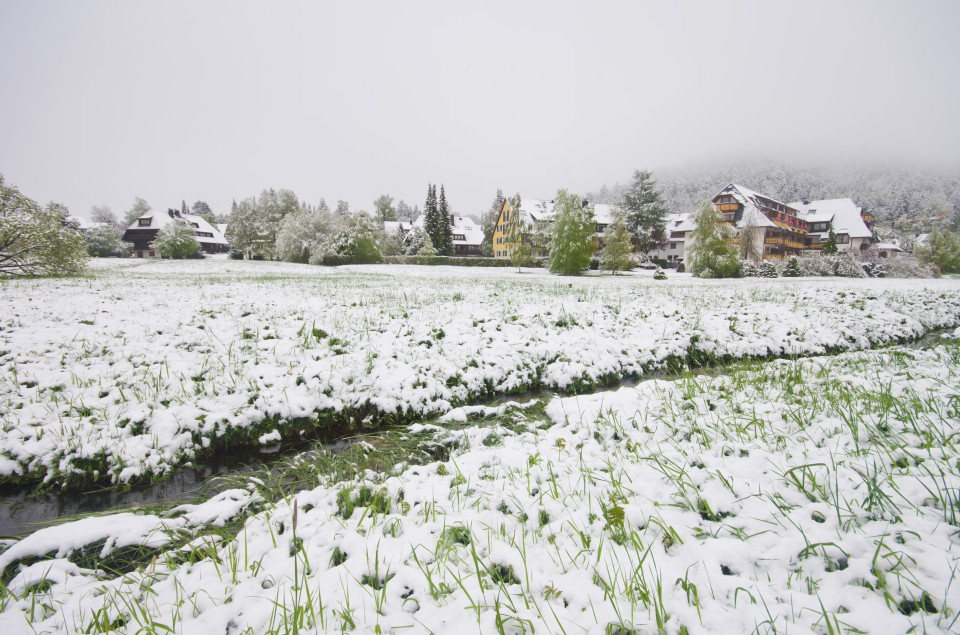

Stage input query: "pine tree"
[
  {"left": 181, "top": 200, "right": 188, "bottom": 216},
  {"left": 782, "top": 256, "right": 802, "bottom": 277},
  {"left": 423, "top": 184, "right": 439, "bottom": 252},
  {"left": 688, "top": 202, "right": 739, "bottom": 278},
  {"left": 599, "top": 207, "right": 634, "bottom": 274},
  {"left": 548, "top": 190, "right": 596, "bottom": 275},
  {"left": 621, "top": 169, "right": 669, "bottom": 254},
  {"left": 437, "top": 185, "right": 453, "bottom": 255},
  {"left": 822, "top": 227, "right": 838, "bottom": 255},
  {"left": 373, "top": 194, "right": 396, "bottom": 224}
]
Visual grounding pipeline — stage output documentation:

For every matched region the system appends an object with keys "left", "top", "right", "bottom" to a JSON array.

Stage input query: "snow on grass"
[
  {"left": 1, "top": 343, "right": 957, "bottom": 633},
  {"left": 2, "top": 259, "right": 960, "bottom": 488}
]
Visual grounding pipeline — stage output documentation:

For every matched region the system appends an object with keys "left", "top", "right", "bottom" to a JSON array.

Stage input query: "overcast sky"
[{"left": 2, "top": 1, "right": 958, "bottom": 221}]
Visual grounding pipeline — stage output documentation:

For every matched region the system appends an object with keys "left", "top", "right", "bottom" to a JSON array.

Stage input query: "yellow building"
[{"left": 492, "top": 198, "right": 616, "bottom": 259}]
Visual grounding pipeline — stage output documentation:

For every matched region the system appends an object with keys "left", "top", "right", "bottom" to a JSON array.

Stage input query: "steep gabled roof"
[
  {"left": 125, "top": 210, "right": 229, "bottom": 246},
  {"left": 789, "top": 198, "right": 872, "bottom": 239}
]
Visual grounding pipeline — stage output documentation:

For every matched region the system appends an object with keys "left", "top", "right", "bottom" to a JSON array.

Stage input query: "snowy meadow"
[
  {"left": 2, "top": 259, "right": 960, "bottom": 490},
  {"left": 1, "top": 260, "right": 959, "bottom": 634}
]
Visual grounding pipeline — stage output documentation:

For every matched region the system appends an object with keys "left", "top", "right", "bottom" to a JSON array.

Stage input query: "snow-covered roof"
[
  {"left": 410, "top": 215, "right": 482, "bottom": 246},
  {"left": 674, "top": 217, "right": 697, "bottom": 233},
  {"left": 873, "top": 242, "right": 903, "bottom": 251},
  {"left": 789, "top": 198, "right": 872, "bottom": 239},
  {"left": 509, "top": 199, "right": 617, "bottom": 228},
  {"left": 126, "top": 210, "right": 229, "bottom": 246},
  {"left": 714, "top": 183, "right": 786, "bottom": 230},
  {"left": 383, "top": 221, "right": 413, "bottom": 236}
]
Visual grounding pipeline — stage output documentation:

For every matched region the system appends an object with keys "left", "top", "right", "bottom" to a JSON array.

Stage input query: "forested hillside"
[{"left": 591, "top": 160, "right": 960, "bottom": 227}]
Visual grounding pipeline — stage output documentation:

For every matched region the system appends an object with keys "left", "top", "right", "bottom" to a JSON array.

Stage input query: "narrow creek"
[{"left": 0, "top": 334, "right": 946, "bottom": 539}]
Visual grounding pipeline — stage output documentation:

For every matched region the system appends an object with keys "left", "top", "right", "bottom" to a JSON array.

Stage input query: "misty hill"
[{"left": 590, "top": 161, "right": 960, "bottom": 226}]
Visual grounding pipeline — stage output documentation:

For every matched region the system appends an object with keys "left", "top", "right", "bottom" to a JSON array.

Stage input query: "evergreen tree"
[
  {"left": 423, "top": 183, "right": 439, "bottom": 251},
  {"left": 396, "top": 199, "right": 413, "bottom": 221},
  {"left": 782, "top": 256, "right": 802, "bottom": 277},
  {"left": 548, "top": 190, "right": 595, "bottom": 275},
  {"left": 335, "top": 200, "right": 350, "bottom": 218},
  {"left": 181, "top": 200, "right": 188, "bottom": 216},
  {"left": 821, "top": 227, "right": 839, "bottom": 255},
  {"left": 599, "top": 207, "right": 634, "bottom": 274},
  {"left": 437, "top": 185, "right": 453, "bottom": 255},
  {"left": 688, "top": 201, "right": 739, "bottom": 278},
  {"left": 621, "top": 169, "right": 668, "bottom": 253}
]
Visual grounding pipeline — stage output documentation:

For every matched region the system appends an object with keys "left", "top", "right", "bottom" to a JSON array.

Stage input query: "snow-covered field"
[
  {"left": 0, "top": 340, "right": 957, "bottom": 634},
  {"left": 2, "top": 259, "right": 960, "bottom": 488}
]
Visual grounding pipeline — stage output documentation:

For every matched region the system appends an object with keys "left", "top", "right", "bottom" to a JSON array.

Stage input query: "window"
[
  {"left": 190, "top": 223, "right": 199, "bottom": 229},
  {"left": 670, "top": 242, "right": 677, "bottom": 250},
  {"left": 197, "top": 232, "right": 213, "bottom": 238},
  {"left": 452, "top": 233, "right": 465, "bottom": 241},
  {"left": 837, "top": 234, "right": 850, "bottom": 244},
  {"left": 138, "top": 218, "right": 151, "bottom": 227}
]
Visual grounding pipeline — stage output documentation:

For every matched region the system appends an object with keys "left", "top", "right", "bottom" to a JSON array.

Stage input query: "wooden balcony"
[{"left": 716, "top": 203, "right": 739, "bottom": 212}]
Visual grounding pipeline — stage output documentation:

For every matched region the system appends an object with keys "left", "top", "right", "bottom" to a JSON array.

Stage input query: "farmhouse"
[
  {"left": 648, "top": 213, "right": 691, "bottom": 265},
  {"left": 386, "top": 214, "right": 483, "bottom": 256},
  {"left": 122, "top": 209, "right": 230, "bottom": 258}
]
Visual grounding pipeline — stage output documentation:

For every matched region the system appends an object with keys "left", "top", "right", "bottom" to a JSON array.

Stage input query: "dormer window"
[{"left": 138, "top": 218, "right": 151, "bottom": 227}]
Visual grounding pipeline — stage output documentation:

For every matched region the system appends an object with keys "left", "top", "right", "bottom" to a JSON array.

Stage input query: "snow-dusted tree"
[
  {"left": 276, "top": 206, "right": 335, "bottom": 263},
  {"left": 90, "top": 204, "right": 117, "bottom": 227},
  {"left": 417, "top": 241, "right": 438, "bottom": 256},
  {"left": 687, "top": 201, "right": 738, "bottom": 278},
  {"left": 737, "top": 205, "right": 766, "bottom": 262},
  {"left": 396, "top": 199, "right": 414, "bottom": 221},
  {"left": 621, "top": 169, "right": 668, "bottom": 253},
  {"left": 227, "top": 197, "right": 265, "bottom": 258},
  {"left": 328, "top": 212, "right": 382, "bottom": 263},
  {"left": 0, "top": 176, "right": 88, "bottom": 276},
  {"left": 123, "top": 197, "right": 151, "bottom": 226},
  {"left": 782, "top": 256, "right": 802, "bottom": 277},
  {"left": 436, "top": 185, "right": 453, "bottom": 255},
  {"left": 151, "top": 218, "right": 199, "bottom": 259},
  {"left": 403, "top": 226, "right": 429, "bottom": 255},
  {"left": 373, "top": 194, "right": 396, "bottom": 224},
  {"left": 180, "top": 200, "right": 189, "bottom": 216},
  {"left": 423, "top": 184, "right": 444, "bottom": 254},
  {"left": 85, "top": 224, "right": 125, "bottom": 257},
  {"left": 335, "top": 200, "right": 350, "bottom": 218},
  {"left": 191, "top": 201, "right": 213, "bottom": 217},
  {"left": 821, "top": 227, "right": 838, "bottom": 255},
  {"left": 504, "top": 193, "right": 531, "bottom": 271},
  {"left": 381, "top": 226, "right": 405, "bottom": 256},
  {"left": 481, "top": 189, "right": 505, "bottom": 257},
  {"left": 548, "top": 189, "right": 595, "bottom": 275},
  {"left": 600, "top": 207, "right": 634, "bottom": 274},
  {"left": 916, "top": 227, "right": 960, "bottom": 273}
]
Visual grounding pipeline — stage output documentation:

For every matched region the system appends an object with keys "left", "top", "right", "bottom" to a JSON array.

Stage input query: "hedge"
[{"left": 317, "top": 254, "right": 548, "bottom": 268}]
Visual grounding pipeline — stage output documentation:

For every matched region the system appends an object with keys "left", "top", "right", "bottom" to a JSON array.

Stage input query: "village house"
[
  {"left": 671, "top": 184, "right": 876, "bottom": 264},
  {"left": 648, "top": 213, "right": 690, "bottom": 265},
  {"left": 122, "top": 209, "right": 230, "bottom": 258},
  {"left": 788, "top": 198, "right": 874, "bottom": 254},
  {"left": 491, "top": 198, "right": 616, "bottom": 259},
  {"left": 386, "top": 214, "right": 483, "bottom": 256}
]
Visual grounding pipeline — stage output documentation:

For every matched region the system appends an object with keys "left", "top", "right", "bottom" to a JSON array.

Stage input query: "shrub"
[
  {"left": 739, "top": 260, "right": 760, "bottom": 277},
  {"left": 151, "top": 219, "right": 200, "bottom": 259},
  {"left": 781, "top": 257, "right": 802, "bottom": 277},
  {"left": 653, "top": 267, "right": 667, "bottom": 280},
  {"left": 881, "top": 256, "right": 936, "bottom": 278},
  {"left": 229, "top": 249, "right": 244, "bottom": 260},
  {"left": 676, "top": 262, "right": 685, "bottom": 273},
  {"left": 758, "top": 261, "right": 778, "bottom": 278},
  {"left": 862, "top": 261, "right": 886, "bottom": 278},
  {"left": 589, "top": 257, "right": 600, "bottom": 270}
]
